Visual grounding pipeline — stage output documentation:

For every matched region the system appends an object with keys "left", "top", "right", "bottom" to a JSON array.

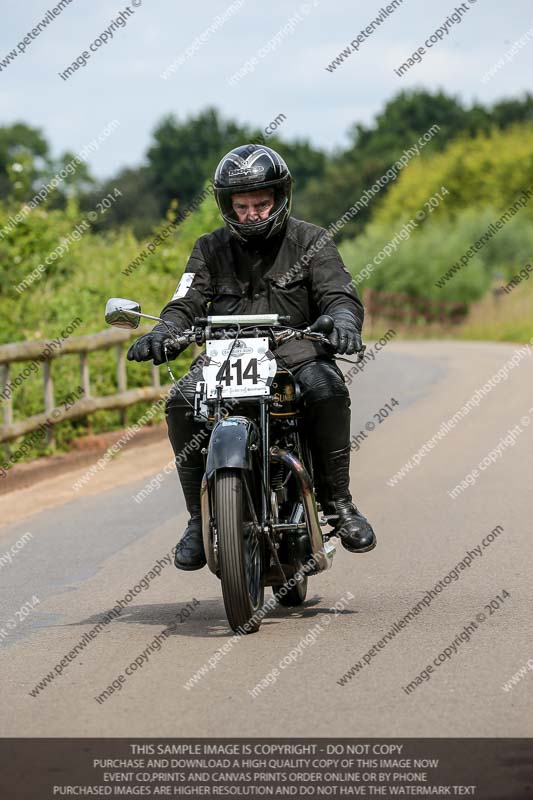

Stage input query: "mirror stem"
[{"left": 118, "top": 309, "right": 175, "bottom": 333}]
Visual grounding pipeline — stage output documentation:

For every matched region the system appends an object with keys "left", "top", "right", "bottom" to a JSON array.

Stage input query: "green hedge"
[{"left": 0, "top": 193, "right": 221, "bottom": 461}]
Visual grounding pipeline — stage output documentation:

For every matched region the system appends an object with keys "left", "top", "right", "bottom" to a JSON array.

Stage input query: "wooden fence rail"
[
  {"left": 363, "top": 288, "right": 468, "bottom": 333},
  {"left": 0, "top": 326, "right": 170, "bottom": 447}
]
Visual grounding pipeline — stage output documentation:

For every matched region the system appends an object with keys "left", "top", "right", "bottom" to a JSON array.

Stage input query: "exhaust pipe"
[{"left": 270, "top": 446, "right": 334, "bottom": 572}]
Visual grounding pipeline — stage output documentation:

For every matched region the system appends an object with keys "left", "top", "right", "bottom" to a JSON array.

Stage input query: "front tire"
[
  {"left": 273, "top": 564, "right": 308, "bottom": 607},
  {"left": 215, "top": 469, "right": 265, "bottom": 634}
]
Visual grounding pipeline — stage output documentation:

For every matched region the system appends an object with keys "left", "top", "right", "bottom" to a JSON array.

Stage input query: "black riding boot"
[
  {"left": 303, "top": 394, "right": 376, "bottom": 554},
  {"left": 174, "top": 463, "right": 206, "bottom": 570},
  {"left": 166, "top": 399, "right": 208, "bottom": 571},
  {"left": 320, "top": 445, "right": 376, "bottom": 553}
]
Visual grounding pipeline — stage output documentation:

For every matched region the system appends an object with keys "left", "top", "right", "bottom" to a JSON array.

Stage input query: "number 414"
[{"left": 215, "top": 358, "right": 259, "bottom": 386}]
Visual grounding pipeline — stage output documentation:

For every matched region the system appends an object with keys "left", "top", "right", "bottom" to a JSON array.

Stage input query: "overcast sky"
[{"left": 2, "top": 0, "right": 532, "bottom": 179}]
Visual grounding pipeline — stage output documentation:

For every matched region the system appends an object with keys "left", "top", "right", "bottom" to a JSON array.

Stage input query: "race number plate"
[{"left": 203, "top": 337, "right": 277, "bottom": 399}]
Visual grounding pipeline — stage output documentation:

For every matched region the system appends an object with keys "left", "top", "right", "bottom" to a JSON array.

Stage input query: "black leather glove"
[
  {"left": 328, "top": 310, "right": 362, "bottom": 355},
  {"left": 127, "top": 323, "right": 182, "bottom": 366}
]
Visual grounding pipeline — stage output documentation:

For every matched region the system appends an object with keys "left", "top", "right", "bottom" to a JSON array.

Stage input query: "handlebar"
[
  {"left": 163, "top": 314, "right": 365, "bottom": 360},
  {"left": 165, "top": 321, "right": 328, "bottom": 352}
]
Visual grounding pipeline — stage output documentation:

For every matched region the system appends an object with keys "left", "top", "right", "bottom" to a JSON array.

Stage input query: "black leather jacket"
[{"left": 158, "top": 217, "right": 364, "bottom": 369}]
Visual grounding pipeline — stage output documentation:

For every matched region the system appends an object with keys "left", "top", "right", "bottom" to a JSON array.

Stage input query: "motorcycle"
[{"left": 105, "top": 298, "right": 365, "bottom": 634}]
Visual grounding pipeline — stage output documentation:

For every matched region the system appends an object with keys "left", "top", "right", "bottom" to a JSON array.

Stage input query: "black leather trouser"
[{"left": 165, "top": 357, "right": 351, "bottom": 512}]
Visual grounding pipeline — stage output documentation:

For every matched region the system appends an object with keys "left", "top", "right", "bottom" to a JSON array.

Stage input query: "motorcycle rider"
[{"left": 127, "top": 144, "right": 376, "bottom": 570}]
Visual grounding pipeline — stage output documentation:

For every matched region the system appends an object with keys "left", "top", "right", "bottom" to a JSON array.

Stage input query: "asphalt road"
[{"left": 1, "top": 340, "right": 532, "bottom": 737}]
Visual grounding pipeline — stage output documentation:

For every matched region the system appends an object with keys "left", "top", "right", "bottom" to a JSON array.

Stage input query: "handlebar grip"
[
  {"left": 164, "top": 334, "right": 190, "bottom": 356},
  {"left": 309, "top": 315, "right": 334, "bottom": 335}
]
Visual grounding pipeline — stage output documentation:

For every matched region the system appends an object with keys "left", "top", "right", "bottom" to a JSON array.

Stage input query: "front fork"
[
  {"left": 259, "top": 397, "right": 270, "bottom": 531},
  {"left": 200, "top": 397, "right": 273, "bottom": 577}
]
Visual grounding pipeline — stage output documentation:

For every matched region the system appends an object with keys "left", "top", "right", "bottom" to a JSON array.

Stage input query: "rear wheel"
[
  {"left": 273, "top": 496, "right": 309, "bottom": 607},
  {"left": 215, "top": 469, "right": 265, "bottom": 634}
]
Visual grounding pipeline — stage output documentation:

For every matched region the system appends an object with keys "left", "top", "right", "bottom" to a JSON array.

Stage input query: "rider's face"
[{"left": 231, "top": 189, "right": 274, "bottom": 223}]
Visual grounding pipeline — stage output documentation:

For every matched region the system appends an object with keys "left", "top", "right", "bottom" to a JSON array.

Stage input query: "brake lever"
[
  {"left": 315, "top": 333, "right": 367, "bottom": 362},
  {"left": 164, "top": 333, "right": 190, "bottom": 353},
  {"left": 163, "top": 331, "right": 196, "bottom": 364},
  {"left": 162, "top": 334, "right": 192, "bottom": 383}
]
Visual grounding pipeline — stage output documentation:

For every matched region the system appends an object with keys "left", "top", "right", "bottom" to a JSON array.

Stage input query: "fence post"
[
  {"left": 151, "top": 363, "right": 161, "bottom": 389},
  {"left": 79, "top": 350, "right": 92, "bottom": 433},
  {"left": 116, "top": 344, "right": 127, "bottom": 427},
  {"left": 42, "top": 360, "right": 55, "bottom": 448},
  {"left": 362, "top": 288, "right": 373, "bottom": 338},
  {"left": 79, "top": 352, "right": 91, "bottom": 396},
  {"left": 1, "top": 364, "right": 12, "bottom": 462}
]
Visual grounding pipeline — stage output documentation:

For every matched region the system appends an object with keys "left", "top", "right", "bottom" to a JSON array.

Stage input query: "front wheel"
[
  {"left": 215, "top": 469, "right": 265, "bottom": 634},
  {"left": 273, "top": 563, "right": 308, "bottom": 607}
]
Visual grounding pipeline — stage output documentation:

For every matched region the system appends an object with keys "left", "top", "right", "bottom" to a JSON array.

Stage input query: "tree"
[
  {"left": 298, "top": 90, "right": 469, "bottom": 235},
  {"left": 349, "top": 89, "right": 469, "bottom": 156},
  {"left": 297, "top": 90, "right": 533, "bottom": 239},
  {"left": 80, "top": 166, "right": 160, "bottom": 238},
  {"left": 490, "top": 94, "right": 533, "bottom": 129},
  {"left": 146, "top": 108, "right": 252, "bottom": 215},
  {"left": 272, "top": 138, "right": 326, "bottom": 216},
  {"left": 145, "top": 108, "right": 327, "bottom": 221},
  {"left": 0, "top": 122, "right": 50, "bottom": 200}
]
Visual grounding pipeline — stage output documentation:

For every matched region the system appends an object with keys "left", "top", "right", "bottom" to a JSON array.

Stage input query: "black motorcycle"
[{"left": 105, "top": 299, "right": 364, "bottom": 634}]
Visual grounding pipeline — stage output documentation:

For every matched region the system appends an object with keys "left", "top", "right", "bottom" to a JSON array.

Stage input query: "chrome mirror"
[{"left": 105, "top": 298, "right": 142, "bottom": 329}]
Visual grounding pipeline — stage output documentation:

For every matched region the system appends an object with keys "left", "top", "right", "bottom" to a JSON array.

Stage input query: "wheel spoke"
[{"left": 248, "top": 537, "right": 259, "bottom": 562}]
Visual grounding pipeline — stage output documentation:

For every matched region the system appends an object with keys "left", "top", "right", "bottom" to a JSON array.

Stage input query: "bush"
[
  {"left": 372, "top": 124, "right": 533, "bottom": 227},
  {"left": 340, "top": 207, "right": 533, "bottom": 306},
  {"left": 0, "top": 194, "right": 222, "bottom": 461}
]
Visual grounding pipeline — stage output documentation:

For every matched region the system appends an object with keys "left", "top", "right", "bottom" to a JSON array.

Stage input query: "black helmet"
[{"left": 213, "top": 144, "right": 292, "bottom": 242}]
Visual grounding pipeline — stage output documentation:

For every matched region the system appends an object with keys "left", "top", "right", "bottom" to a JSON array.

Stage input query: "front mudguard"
[
  {"left": 202, "top": 416, "right": 259, "bottom": 575},
  {"left": 205, "top": 416, "right": 259, "bottom": 476}
]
